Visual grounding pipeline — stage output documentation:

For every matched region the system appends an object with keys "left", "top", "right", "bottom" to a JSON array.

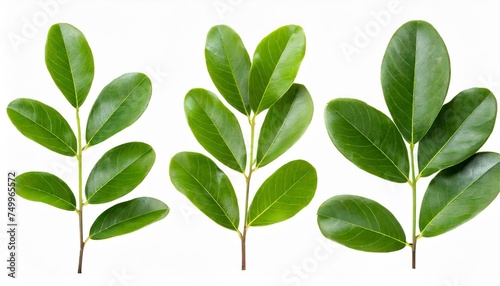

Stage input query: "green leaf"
[
  {"left": 169, "top": 152, "right": 239, "bottom": 231},
  {"left": 85, "top": 142, "right": 155, "bottom": 204},
  {"left": 256, "top": 84, "right": 313, "bottom": 168},
  {"left": 45, "top": 23, "right": 94, "bottom": 108},
  {"left": 205, "top": 25, "right": 251, "bottom": 115},
  {"left": 381, "top": 20, "right": 450, "bottom": 144},
  {"left": 184, "top": 88, "right": 246, "bottom": 172},
  {"left": 16, "top": 172, "right": 76, "bottom": 211},
  {"left": 418, "top": 88, "right": 497, "bottom": 177},
  {"left": 89, "top": 197, "right": 169, "bottom": 240},
  {"left": 248, "top": 160, "right": 316, "bottom": 226},
  {"left": 249, "top": 25, "right": 306, "bottom": 114},
  {"left": 325, "top": 98, "right": 409, "bottom": 183},
  {"left": 7, "top": 98, "right": 77, "bottom": 156},
  {"left": 317, "top": 195, "right": 407, "bottom": 252},
  {"left": 419, "top": 152, "right": 500, "bottom": 237},
  {"left": 86, "top": 73, "right": 152, "bottom": 147}
]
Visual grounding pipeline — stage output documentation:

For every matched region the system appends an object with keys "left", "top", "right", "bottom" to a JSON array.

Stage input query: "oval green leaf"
[
  {"left": 317, "top": 195, "right": 407, "bottom": 252},
  {"left": 419, "top": 152, "right": 500, "bottom": 237},
  {"left": 418, "top": 88, "right": 497, "bottom": 177},
  {"left": 247, "top": 160, "right": 316, "bottom": 226},
  {"left": 184, "top": 88, "right": 246, "bottom": 172},
  {"left": 86, "top": 73, "right": 152, "bottom": 147},
  {"left": 205, "top": 25, "right": 251, "bottom": 115},
  {"left": 325, "top": 98, "right": 409, "bottom": 183},
  {"left": 45, "top": 23, "right": 94, "bottom": 108},
  {"left": 16, "top": 172, "right": 76, "bottom": 211},
  {"left": 249, "top": 25, "right": 306, "bottom": 114},
  {"left": 7, "top": 98, "right": 77, "bottom": 156},
  {"left": 256, "top": 84, "right": 313, "bottom": 168},
  {"left": 169, "top": 152, "right": 239, "bottom": 231},
  {"left": 89, "top": 197, "right": 169, "bottom": 240},
  {"left": 85, "top": 142, "right": 155, "bottom": 204},
  {"left": 381, "top": 20, "right": 450, "bottom": 144}
]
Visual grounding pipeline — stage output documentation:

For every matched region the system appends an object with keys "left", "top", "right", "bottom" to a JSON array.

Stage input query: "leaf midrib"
[
  {"left": 318, "top": 214, "right": 407, "bottom": 246},
  {"left": 419, "top": 163, "right": 497, "bottom": 236},
  {"left": 192, "top": 95, "right": 245, "bottom": 172},
  {"left": 174, "top": 157, "right": 239, "bottom": 231},
  {"left": 334, "top": 108, "right": 409, "bottom": 181},
  {"left": 86, "top": 76, "right": 147, "bottom": 146},
  {"left": 419, "top": 95, "right": 489, "bottom": 176},
  {"left": 255, "top": 27, "right": 300, "bottom": 113},
  {"left": 86, "top": 148, "right": 152, "bottom": 203},
  {"left": 91, "top": 205, "right": 165, "bottom": 238},
  {"left": 10, "top": 107, "right": 77, "bottom": 156},
  {"left": 218, "top": 27, "right": 248, "bottom": 115},
  {"left": 248, "top": 166, "right": 311, "bottom": 225}
]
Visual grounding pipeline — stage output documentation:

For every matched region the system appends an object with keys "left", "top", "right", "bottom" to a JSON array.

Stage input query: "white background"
[{"left": 1, "top": 1, "right": 500, "bottom": 285}]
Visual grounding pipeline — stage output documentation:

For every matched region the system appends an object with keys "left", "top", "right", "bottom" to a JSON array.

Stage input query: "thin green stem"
[
  {"left": 76, "top": 108, "right": 85, "bottom": 274},
  {"left": 241, "top": 115, "right": 257, "bottom": 271},
  {"left": 409, "top": 143, "right": 417, "bottom": 269}
]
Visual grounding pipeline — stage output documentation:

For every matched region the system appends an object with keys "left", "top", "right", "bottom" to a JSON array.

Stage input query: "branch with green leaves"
[
  {"left": 169, "top": 24, "right": 317, "bottom": 270},
  {"left": 318, "top": 20, "right": 500, "bottom": 268},
  {"left": 6, "top": 23, "right": 169, "bottom": 274}
]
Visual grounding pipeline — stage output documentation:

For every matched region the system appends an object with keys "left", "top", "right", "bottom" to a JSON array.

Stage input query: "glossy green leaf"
[
  {"left": 381, "top": 20, "right": 450, "bottom": 144},
  {"left": 325, "top": 98, "right": 409, "bottom": 183},
  {"left": 184, "top": 88, "right": 246, "bottom": 172},
  {"left": 89, "top": 197, "right": 169, "bottom": 240},
  {"left": 418, "top": 88, "right": 497, "bottom": 177},
  {"left": 205, "top": 25, "right": 251, "bottom": 115},
  {"left": 86, "top": 73, "right": 152, "bottom": 147},
  {"left": 16, "top": 172, "right": 76, "bottom": 211},
  {"left": 85, "top": 142, "right": 155, "bottom": 204},
  {"left": 249, "top": 25, "right": 306, "bottom": 114},
  {"left": 7, "top": 98, "right": 77, "bottom": 156},
  {"left": 419, "top": 152, "right": 500, "bottom": 237},
  {"left": 317, "top": 195, "right": 407, "bottom": 252},
  {"left": 256, "top": 84, "right": 313, "bottom": 168},
  {"left": 248, "top": 160, "right": 316, "bottom": 226},
  {"left": 45, "top": 23, "right": 94, "bottom": 108},
  {"left": 169, "top": 152, "right": 239, "bottom": 231}
]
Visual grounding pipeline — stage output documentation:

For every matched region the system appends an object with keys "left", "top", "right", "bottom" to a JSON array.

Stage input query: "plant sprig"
[
  {"left": 318, "top": 20, "right": 500, "bottom": 268},
  {"left": 7, "top": 23, "right": 169, "bottom": 274},
  {"left": 169, "top": 24, "right": 317, "bottom": 270}
]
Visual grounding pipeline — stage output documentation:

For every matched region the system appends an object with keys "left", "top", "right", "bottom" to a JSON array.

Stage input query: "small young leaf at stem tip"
[
  {"left": 86, "top": 73, "right": 152, "bottom": 147},
  {"left": 184, "top": 88, "right": 247, "bottom": 173},
  {"left": 381, "top": 20, "right": 450, "bottom": 144},
  {"left": 7, "top": 98, "right": 77, "bottom": 156},
  {"left": 317, "top": 195, "right": 407, "bottom": 252},
  {"left": 89, "top": 197, "right": 169, "bottom": 240},
  {"left": 16, "top": 172, "right": 76, "bottom": 211},
  {"left": 205, "top": 25, "right": 251, "bottom": 115},
  {"left": 249, "top": 25, "right": 306, "bottom": 114},
  {"left": 85, "top": 142, "right": 155, "bottom": 204},
  {"left": 419, "top": 152, "right": 500, "bottom": 237},
  {"left": 325, "top": 98, "right": 409, "bottom": 183},
  {"left": 169, "top": 152, "right": 240, "bottom": 231},
  {"left": 418, "top": 88, "right": 497, "bottom": 177},
  {"left": 256, "top": 84, "right": 313, "bottom": 168},
  {"left": 45, "top": 23, "right": 94, "bottom": 108},
  {"left": 248, "top": 160, "right": 316, "bottom": 226}
]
